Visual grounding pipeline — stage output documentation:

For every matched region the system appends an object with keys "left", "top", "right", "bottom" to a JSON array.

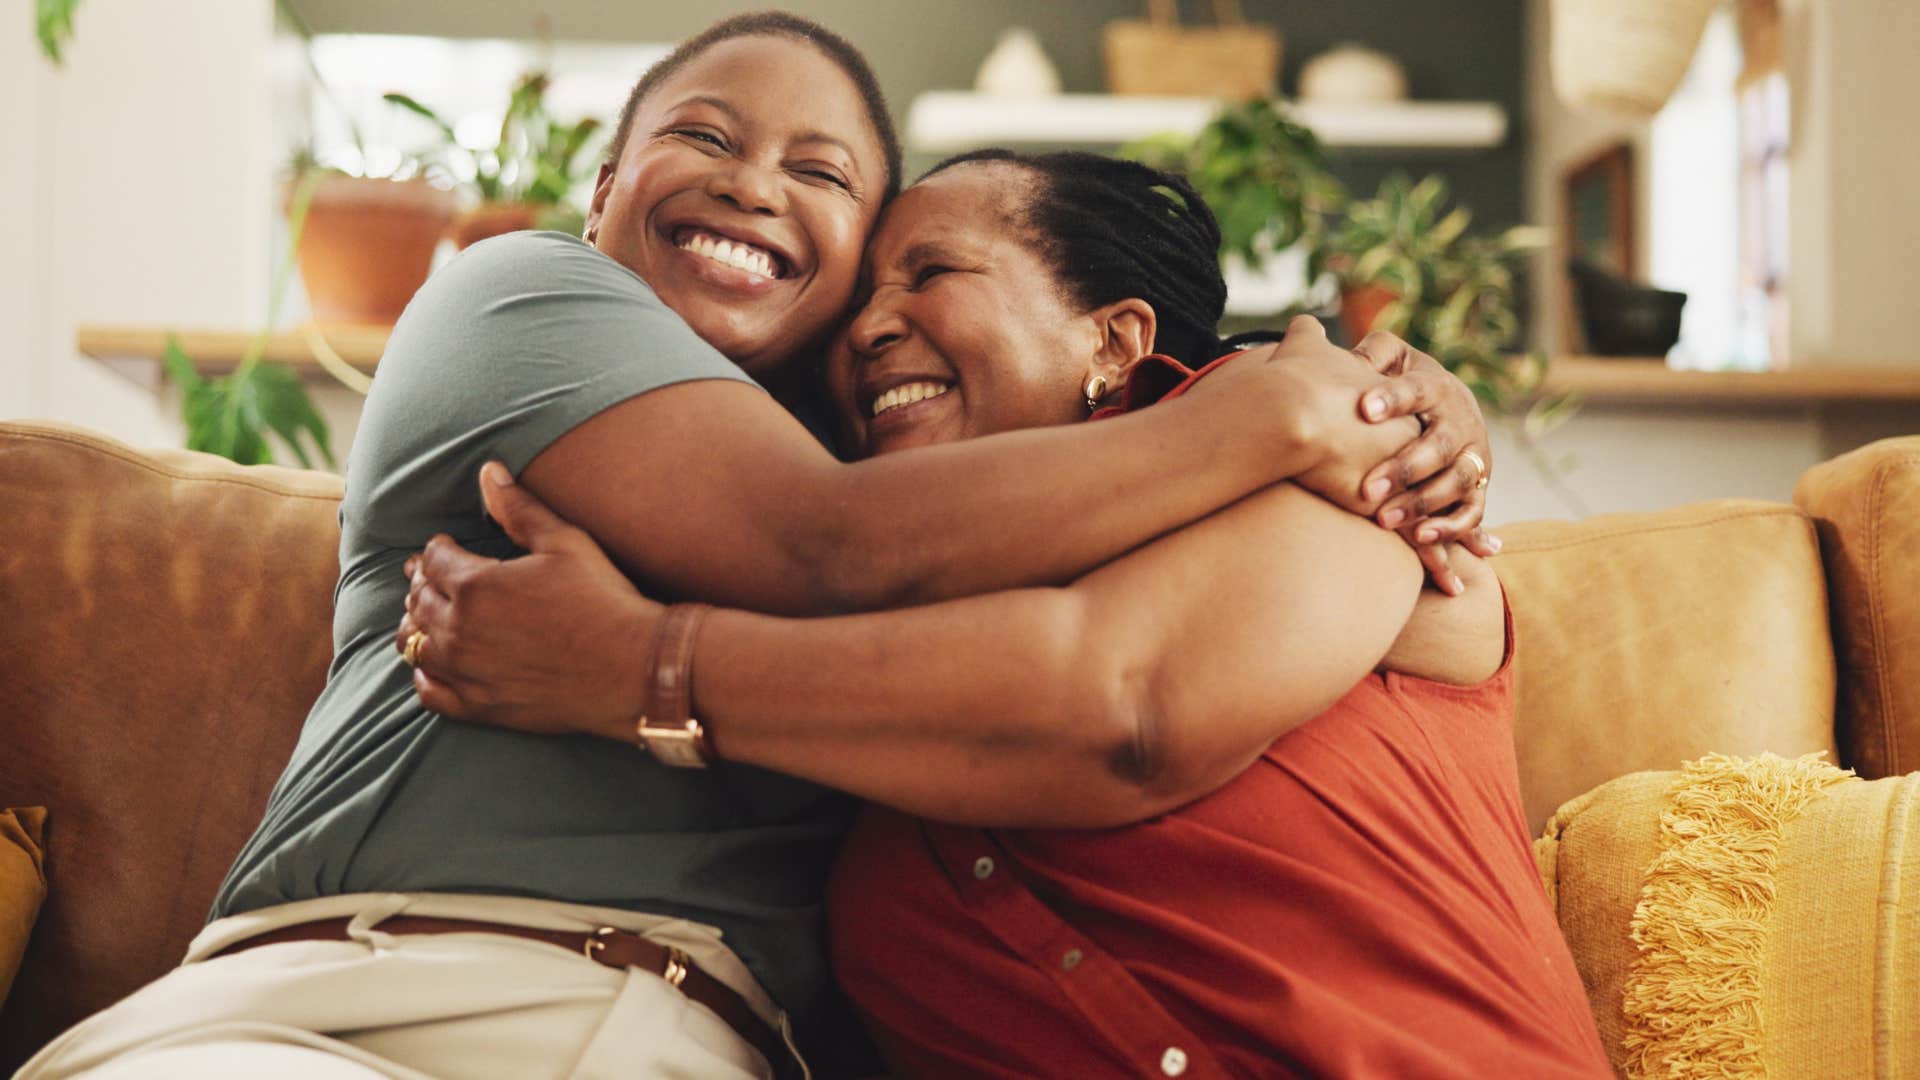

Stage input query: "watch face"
[{"left": 642, "top": 721, "right": 711, "bottom": 768}]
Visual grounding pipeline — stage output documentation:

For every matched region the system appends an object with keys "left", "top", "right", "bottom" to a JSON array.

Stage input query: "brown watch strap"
[{"left": 636, "top": 603, "right": 714, "bottom": 766}]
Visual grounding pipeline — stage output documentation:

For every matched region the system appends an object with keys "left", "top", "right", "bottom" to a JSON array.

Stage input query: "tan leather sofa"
[{"left": 1, "top": 419, "right": 1916, "bottom": 1071}]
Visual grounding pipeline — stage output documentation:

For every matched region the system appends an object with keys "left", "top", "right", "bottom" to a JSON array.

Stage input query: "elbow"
[
  {"left": 807, "top": 547, "right": 918, "bottom": 614},
  {"left": 1057, "top": 629, "right": 1196, "bottom": 826},
  {"left": 1110, "top": 677, "right": 1323, "bottom": 822},
  {"left": 791, "top": 487, "right": 926, "bottom": 614}
]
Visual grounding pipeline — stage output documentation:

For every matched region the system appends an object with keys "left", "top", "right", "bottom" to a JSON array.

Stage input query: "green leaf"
[
  {"left": 1220, "top": 185, "right": 1282, "bottom": 262},
  {"left": 248, "top": 362, "right": 335, "bottom": 469},
  {"left": 161, "top": 334, "right": 204, "bottom": 391},
  {"left": 1499, "top": 224, "right": 1551, "bottom": 253},
  {"left": 168, "top": 357, "right": 331, "bottom": 469},
  {"left": 35, "top": 0, "right": 79, "bottom": 64},
  {"left": 1525, "top": 391, "right": 1582, "bottom": 440},
  {"left": 382, "top": 92, "right": 460, "bottom": 144},
  {"left": 1428, "top": 207, "right": 1472, "bottom": 252},
  {"left": 1349, "top": 244, "right": 1397, "bottom": 286},
  {"left": 525, "top": 161, "right": 571, "bottom": 205},
  {"left": 556, "top": 117, "right": 602, "bottom": 172}
]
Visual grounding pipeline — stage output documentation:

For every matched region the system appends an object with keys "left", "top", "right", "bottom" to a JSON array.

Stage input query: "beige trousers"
[{"left": 14, "top": 892, "right": 806, "bottom": 1080}]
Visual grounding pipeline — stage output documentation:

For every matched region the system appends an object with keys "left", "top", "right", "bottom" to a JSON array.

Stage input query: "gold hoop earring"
[{"left": 1084, "top": 374, "right": 1109, "bottom": 411}]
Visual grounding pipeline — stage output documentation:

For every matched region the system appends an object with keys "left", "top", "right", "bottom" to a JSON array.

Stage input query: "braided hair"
[
  {"left": 607, "top": 13, "right": 903, "bottom": 200},
  {"left": 922, "top": 149, "right": 1282, "bottom": 367}
]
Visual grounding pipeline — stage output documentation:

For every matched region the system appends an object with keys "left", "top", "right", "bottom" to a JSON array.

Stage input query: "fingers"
[
  {"left": 396, "top": 610, "right": 420, "bottom": 658},
  {"left": 1461, "top": 527, "right": 1503, "bottom": 559},
  {"left": 413, "top": 666, "right": 470, "bottom": 717},
  {"left": 1284, "top": 313, "right": 1329, "bottom": 343},
  {"left": 396, "top": 578, "right": 453, "bottom": 665},
  {"left": 478, "top": 461, "right": 578, "bottom": 553},
  {"left": 399, "top": 597, "right": 473, "bottom": 716},
  {"left": 418, "top": 533, "right": 495, "bottom": 599},
  {"left": 1377, "top": 440, "right": 1490, "bottom": 529},
  {"left": 1359, "top": 364, "right": 1445, "bottom": 423},
  {"left": 1365, "top": 426, "right": 1465, "bottom": 520},
  {"left": 1352, "top": 329, "right": 1415, "bottom": 377},
  {"left": 1405, "top": 490, "right": 1491, "bottom": 547},
  {"left": 1414, "top": 542, "right": 1464, "bottom": 597}
]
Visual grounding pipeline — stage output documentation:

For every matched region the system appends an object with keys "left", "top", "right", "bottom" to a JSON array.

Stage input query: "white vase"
[
  {"left": 1299, "top": 44, "right": 1408, "bottom": 105},
  {"left": 1222, "top": 241, "right": 1339, "bottom": 318},
  {"left": 1551, "top": 0, "right": 1719, "bottom": 116},
  {"left": 975, "top": 28, "right": 1062, "bottom": 98}
]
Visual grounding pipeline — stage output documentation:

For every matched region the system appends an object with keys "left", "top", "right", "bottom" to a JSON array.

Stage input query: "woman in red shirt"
[{"left": 405, "top": 150, "right": 1608, "bottom": 1077}]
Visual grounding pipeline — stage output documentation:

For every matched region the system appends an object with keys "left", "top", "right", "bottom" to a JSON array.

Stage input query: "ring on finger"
[
  {"left": 1460, "top": 449, "right": 1489, "bottom": 490},
  {"left": 403, "top": 630, "right": 427, "bottom": 668}
]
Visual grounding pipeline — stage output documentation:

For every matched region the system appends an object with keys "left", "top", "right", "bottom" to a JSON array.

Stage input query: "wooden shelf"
[
  {"left": 78, "top": 325, "right": 388, "bottom": 382},
  {"left": 1541, "top": 358, "right": 1920, "bottom": 405},
  {"left": 905, "top": 92, "right": 1508, "bottom": 153}
]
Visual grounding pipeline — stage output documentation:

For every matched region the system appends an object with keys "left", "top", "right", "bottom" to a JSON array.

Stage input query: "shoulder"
[
  {"left": 382, "top": 230, "right": 731, "bottom": 381},
  {"left": 425, "top": 230, "right": 661, "bottom": 307}
]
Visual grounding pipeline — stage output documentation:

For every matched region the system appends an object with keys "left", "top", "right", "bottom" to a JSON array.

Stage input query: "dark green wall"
[{"left": 301, "top": 0, "right": 1527, "bottom": 228}]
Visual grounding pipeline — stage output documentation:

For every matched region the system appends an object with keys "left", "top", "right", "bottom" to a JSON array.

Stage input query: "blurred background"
[{"left": 6, "top": 0, "right": 1916, "bottom": 525}]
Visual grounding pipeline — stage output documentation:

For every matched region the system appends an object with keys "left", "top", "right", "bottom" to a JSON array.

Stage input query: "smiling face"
[
  {"left": 826, "top": 164, "right": 1131, "bottom": 457},
  {"left": 585, "top": 35, "right": 887, "bottom": 378}
]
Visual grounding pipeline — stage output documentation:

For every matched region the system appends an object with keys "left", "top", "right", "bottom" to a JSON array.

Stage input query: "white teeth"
[
  {"left": 677, "top": 230, "right": 779, "bottom": 279},
  {"left": 871, "top": 381, "right": 952, "bottom": 417}
]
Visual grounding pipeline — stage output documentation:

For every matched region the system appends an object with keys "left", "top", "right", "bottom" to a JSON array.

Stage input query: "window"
[{"left": 1736, "top": 72, "right": 1789, "bottom": 369}]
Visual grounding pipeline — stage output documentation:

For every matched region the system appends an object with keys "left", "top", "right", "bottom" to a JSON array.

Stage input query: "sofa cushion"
[
  {"left": 1536, "top": 754, "right": 1920, "bottom": 1078},
  {"left": 0, "top": 422, "right": 342, "bottom": 1070},
  {"left": 1794, "top": 436, "right": 1920, "bottom": 779},
  {"left": 0, "top": 807, "right": 47, "bottom": 1008},
  {"left": 1495, "top": 500, "right": 1839, "bottom": 831}
]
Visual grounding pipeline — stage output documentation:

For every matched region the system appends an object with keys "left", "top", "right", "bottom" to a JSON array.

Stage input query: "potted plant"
[
  {"left": 1328, "top": 173, "right": 1558, "bottom": 411},
  {"left": 384, "top": 71, "right": 603, "bottom": 249},
  {"left": 164, "top": 171, "right": 336, "bottom": 468},
  {"left": 35, "top": 0, "right": 342, "bottom": 467},
  {"left": 278, "top": 1, "right": 455, "bottom": 328},
  {"left": 1330, "top": 173, "right": 1584, "bottom": 508},
  {"left": 1124, "top": 98, "right": 1346, "bottom": 316}
]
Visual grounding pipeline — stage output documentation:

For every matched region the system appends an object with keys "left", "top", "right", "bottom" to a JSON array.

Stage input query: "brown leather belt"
[{"left": 211, "top": 915, "right": 790, "bottom": 1075}]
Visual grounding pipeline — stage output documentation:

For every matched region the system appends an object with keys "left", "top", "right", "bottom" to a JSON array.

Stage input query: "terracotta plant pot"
[
  {"left": 1339, "top": 282, "right": 1400, "bottom": 344},
  {"left": 293, "top": 175, "right": 455, "bottom": 328},
  {"left": 450, "top": 203, "right": 544, "bottom": 251}
]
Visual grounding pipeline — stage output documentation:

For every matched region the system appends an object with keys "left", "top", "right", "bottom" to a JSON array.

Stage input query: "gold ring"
[
  {"left": 1461, "top": 449, "right": 1489, "bottom": 490},
  {"left": 403, "top": 630, "right": 427, "bottom": 668}
]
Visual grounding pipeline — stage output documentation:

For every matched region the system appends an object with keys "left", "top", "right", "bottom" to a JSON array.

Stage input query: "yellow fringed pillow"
[
  {"left": 1, "top": 806, "right": 48, "bottom": 1008},
  {"left": 1536, "top": 754, "right": 1919, "bottom": 1079}
]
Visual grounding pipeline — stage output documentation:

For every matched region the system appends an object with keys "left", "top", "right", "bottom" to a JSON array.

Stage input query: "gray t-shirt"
[{"left": 212, "top": 232, "right": 853, "bottom": 1033}]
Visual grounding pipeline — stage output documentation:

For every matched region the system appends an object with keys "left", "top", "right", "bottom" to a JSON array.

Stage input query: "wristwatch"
[{"left": 636, "top": 604, "right": 714, "bottom": 768}]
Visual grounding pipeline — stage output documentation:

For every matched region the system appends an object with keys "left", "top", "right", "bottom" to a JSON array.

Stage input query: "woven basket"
[
  {"left": 1550, "top": 0, "right": 1718, "bottom": 116},
  {"left": 1103, "top": 0, "right": 1280, "bottom": 99}
]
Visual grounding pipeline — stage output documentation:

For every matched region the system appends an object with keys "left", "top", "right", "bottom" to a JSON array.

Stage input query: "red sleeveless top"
[{"left": 826, "top": 354, "right": 1610, "bottom": 1079}]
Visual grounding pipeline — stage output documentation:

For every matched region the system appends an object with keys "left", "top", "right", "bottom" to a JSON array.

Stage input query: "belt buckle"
[
  {"left": 582, "top": 925, "right": 617, "bottom": 962},
  {"left": 660, "top": 945, "right": 690, "bottom": 989},
  {"left": 582, "top": 926, "right": 690, "bottom": 991}
]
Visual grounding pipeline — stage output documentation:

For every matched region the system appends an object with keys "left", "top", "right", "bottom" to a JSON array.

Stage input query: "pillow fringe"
[{"left": 1621, "top": 751, "right": 1850, "bottom": 1079}]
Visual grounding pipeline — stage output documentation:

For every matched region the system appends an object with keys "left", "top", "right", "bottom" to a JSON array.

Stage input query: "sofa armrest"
[{"left": 1795, "top": 436, "right": 1920, "bottom": 779}]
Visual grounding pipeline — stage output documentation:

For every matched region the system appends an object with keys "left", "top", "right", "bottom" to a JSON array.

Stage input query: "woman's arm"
[
  {"left": 1377, "top": 546, "right": 1506, "bottom": 685},
  {"left": 405, "top": 474, "right": 1432, "bottom": 828},
  {"left": 693, "top": 483, "right": 1425, "bottom": 827},
  {"left": 520, "top": 320, "right": 1416, "bottom": 617}
]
